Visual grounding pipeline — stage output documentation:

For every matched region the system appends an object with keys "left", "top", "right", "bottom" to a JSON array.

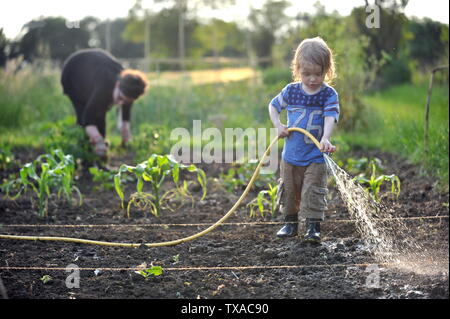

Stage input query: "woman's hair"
[
  {"left": 118, "top": 69, "right": 149, "bottom": 99},
  {"left": 291, "top": 37, "right": 336, "bottom": 83}
]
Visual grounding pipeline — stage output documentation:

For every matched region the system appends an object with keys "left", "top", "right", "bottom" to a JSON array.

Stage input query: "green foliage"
[
  {"left": 247, "top": 183, "right": 279, "bottom": 218},
  {"left": 192, "top": 19, "right": 246, "bottom": 58},
  {"left": 0, "top": 69, "right": 70, "bottom": 133},
  {"left": 343, "top": 157, "right": 384, "bottom": 176},
  {"left": 40, "top": 275, "right": 52, "bottom": 284},
  {"left": 41, "top": 116, "right": 97, "bottom": 164},
  {"left": 408, "top": 18, "right": 449, "bottom": 68},
  {"left": 0, "top": 144, "right": 16, "bottom": 170},
  {"left": 219, "top": 161, "right": 276, "bottom": 193},
  {"left": 19, "top": 17, "right": 90, "bottom": 61},
  {"left": 376, "top": 56, "right": 412, "bottom": 88},
  {"left": 353, "top": 160, "right": 401, "bottom": 203},
  {"left": 2, "top": 149, "right": 82, "bottom": 217},
  {"left": 261, "top": 67, "right": 292, "bottom": 88},
  {"left": 114, "top": 154, "right": 207, "bottom": 217},
  {"left": 89, "top": 167, "right": 114, "bottom": 191},
  {"left": 131, "top": 123, "right": 173, "bottom": 163},
  {"left": 343, "top": 83, "right": 449, "bottom": 190},
  {"left": 248, "top": 0, "right": 290, "bottom": 67},
  {"left": 135, "top": 266, "right": 163, "bottom": 279}
]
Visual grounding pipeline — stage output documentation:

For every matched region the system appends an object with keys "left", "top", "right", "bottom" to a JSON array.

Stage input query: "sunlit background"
[
  {"left": 1, "top": 0, "right": 448, "bottom": 39},
  {"left": 0, "top": 0, "right": 448, "bottom": 187}
]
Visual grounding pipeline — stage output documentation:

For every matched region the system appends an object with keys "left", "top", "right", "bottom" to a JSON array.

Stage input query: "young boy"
[{"left": 268, "top": 37, "right": 339, "bottom": 243}]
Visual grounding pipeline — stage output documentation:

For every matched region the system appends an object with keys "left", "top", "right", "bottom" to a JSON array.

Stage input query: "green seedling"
[
  {"left": 220, "top": 160, "right": 275, "bottom": 193},
  {"left": 135, "top": 266, "right": 163, "bottom": 279},
  {"left": 2, "top": 149, "right": 82, "bottom": 217},
  {"left": 89, "top": 166, "right": 116, "bottom": 191},
  {"left": 40, "top": 275, "right": 52, "bottom": 284},
  {"left": 0, "top": 144, "right": 16, "bottom": 170},
  {"left": 353, "top": 161, "right": 401, "bottom": 203},
  {"left": 172, "top": 254, "right": 180, "bottom": 263},
  {"left": 114, "top": 154, "right": 207, "bottom": 217},
  {"left": 344, "top": 157, "right": 384, "bottom": 176},
  {"left": 247, "top": 183, "right": 279, "bottom": 218}
]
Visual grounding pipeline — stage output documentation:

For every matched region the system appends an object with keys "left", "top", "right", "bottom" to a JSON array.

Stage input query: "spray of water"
[{"left": 324, "top": 154, "right": 448, "bottom": 274}]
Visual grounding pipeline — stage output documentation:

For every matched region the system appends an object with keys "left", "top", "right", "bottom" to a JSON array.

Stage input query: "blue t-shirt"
[{"left": 270, "top": 82, "right": 340, "bottom": 167}]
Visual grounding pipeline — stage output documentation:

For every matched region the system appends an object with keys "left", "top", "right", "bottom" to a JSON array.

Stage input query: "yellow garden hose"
[{"left": 0, "top": 128, "right": 322, "bottom": 248}]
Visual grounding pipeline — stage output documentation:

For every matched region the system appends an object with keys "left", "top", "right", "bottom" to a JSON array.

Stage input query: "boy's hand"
[
  {"left": 276, "top": 124, "right": 290, "bottom": 138},
  {"left": 320, "top": 137, "right": 336, "bottom": 153}
]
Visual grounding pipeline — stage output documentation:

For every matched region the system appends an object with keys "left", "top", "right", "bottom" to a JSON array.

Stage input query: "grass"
[{"left": 338, "top": 82, "right": 449, "bottom": 190}]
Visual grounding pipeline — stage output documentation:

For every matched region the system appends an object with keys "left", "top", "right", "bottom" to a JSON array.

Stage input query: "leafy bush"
[
  {"left": 131, "top": 123, "right": 173, "bottom": 163},
  {"left": 376, "top": 58, "right": 412, "bottom": 89},
  {"left": 41, "top": 116, "right": 96, "bottom": 165},
  {"left": 262, "top": 67, "right": 292, "bottom": 87}
]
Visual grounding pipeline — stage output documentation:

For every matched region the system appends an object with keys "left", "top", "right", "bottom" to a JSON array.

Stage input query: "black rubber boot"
[
  {"left": 276, "top": 216, "right": 298, "bottom": 238},
  {"left": 304, "top": 218, "right": 321, "bottom": 243}
]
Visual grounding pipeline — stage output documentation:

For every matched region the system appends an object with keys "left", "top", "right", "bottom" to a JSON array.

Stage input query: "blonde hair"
[{"left": 291, "top": 37, "right": 336, "bottom": 83}]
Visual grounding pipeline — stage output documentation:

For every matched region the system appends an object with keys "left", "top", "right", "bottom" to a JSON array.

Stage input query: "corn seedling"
[
  {"left": 135, "top": 266, "right": 163, "bottom": 279},
  {"left": 247, "top": 183, "right": 279, "bottom": 218},
  {"left": 89, "top": 167, "right": 116, "bottom": 191},
  {"left": 353, "top": 161, "right": 401, "bottom": 203},
  {"left": 114, "top": 154, "right": 207, "bottom": 217},
  {"left": 220, "top": 160, "right": 276, "bottom": 193},
  {"left": 89, "top": 167, "right": 134, "bottom": 191},
  {"left": 2, "top": 149, "right": 82, "bottom": 217}
]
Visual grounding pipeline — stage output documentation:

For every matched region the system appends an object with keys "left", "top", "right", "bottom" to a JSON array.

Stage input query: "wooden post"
[{"left": 424, "top": 65, "right": 449, "bottom": 158}]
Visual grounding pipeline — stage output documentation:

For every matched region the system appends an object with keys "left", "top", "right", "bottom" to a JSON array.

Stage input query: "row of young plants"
[
  {"left": 219, "top": 155, "right": 401, "bottom": 220},
  {"left": 1, "top": 149, "right": 82, "bottom": 217},
  {"left": 0, "top": 149, "right": 208, "bottom": 219},
  {"left": 1, "top": 117, "right": 401, "bottom": 220},
  {"left": 0, "top": 148, "right": 401, "bottom": 219}
]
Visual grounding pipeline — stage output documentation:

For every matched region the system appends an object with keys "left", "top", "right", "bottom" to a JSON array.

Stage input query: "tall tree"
[
  {"left": 248, "top": 0, "right": 290, "bottom": 67},
  {"left": 408, "top": 18, "right": 449, "bottom": 69},
  {"left": 0, "top": 29, "right": 7, "bottom": 67},
  {"left": 19, "top": 17, "right": 90, "bottom": 62}
]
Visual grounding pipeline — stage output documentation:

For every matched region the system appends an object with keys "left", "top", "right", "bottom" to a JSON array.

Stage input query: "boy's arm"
[
  {"left": 320, "top": 116, "right": 337, "bottom": 153},
  {"left": 268, "top": 103, "right": 289, "bottom": 138}
]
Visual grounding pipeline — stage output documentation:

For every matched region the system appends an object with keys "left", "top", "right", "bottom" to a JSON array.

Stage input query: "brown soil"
[{"left": 0, "top": 149, "right": 448, "bottom": 300}]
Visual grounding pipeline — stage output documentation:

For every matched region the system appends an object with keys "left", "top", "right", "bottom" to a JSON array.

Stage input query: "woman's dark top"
[{"left": 61, "top": 48, "right": 132, "bottom": 137}]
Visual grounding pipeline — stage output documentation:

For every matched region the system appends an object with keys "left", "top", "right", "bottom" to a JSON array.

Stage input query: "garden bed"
[{"left": 0, "top": 150, "right": 448, "bottom": 299}]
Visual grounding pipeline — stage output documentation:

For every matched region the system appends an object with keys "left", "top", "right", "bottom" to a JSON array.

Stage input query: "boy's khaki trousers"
[{"left": 279, "top": 159, "right": 328, "bottom": 221}]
